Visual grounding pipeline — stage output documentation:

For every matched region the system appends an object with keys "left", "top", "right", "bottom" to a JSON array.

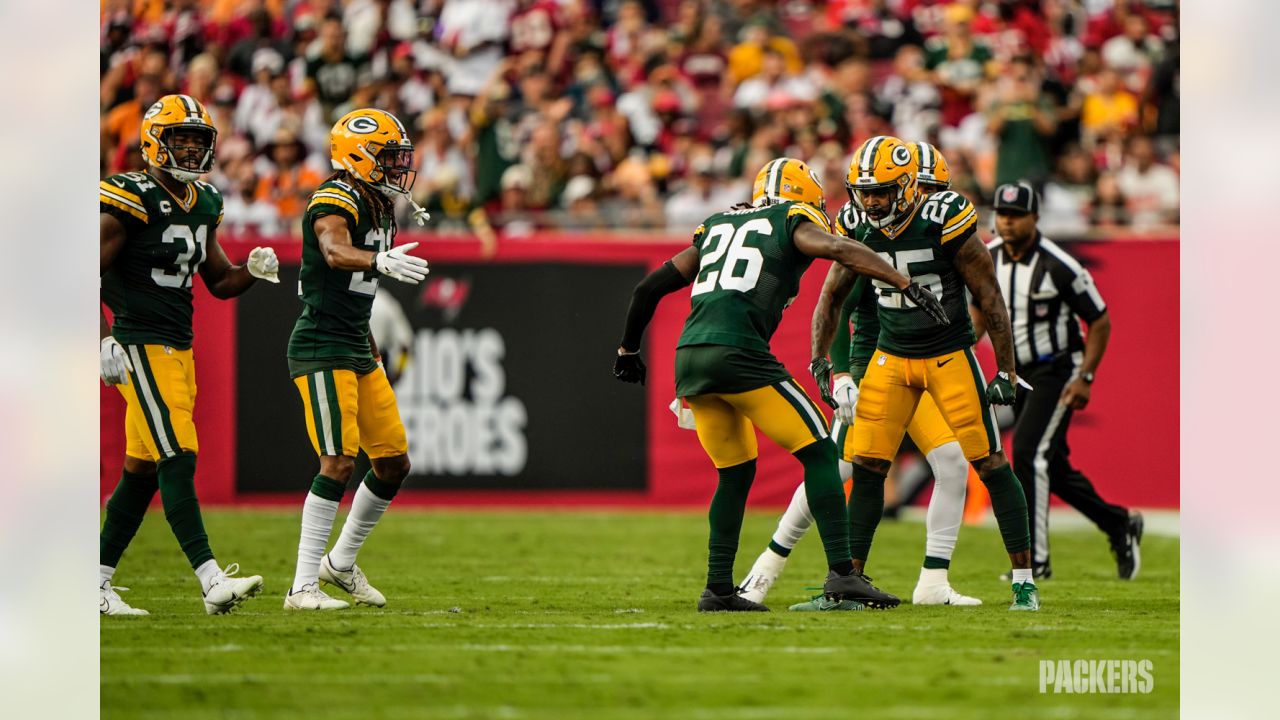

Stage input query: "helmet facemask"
[
  {"left": 370, "top": 144, "right": 417, "bottom": 197},
  {"left": 848, "top": 172, "right": 915, "bottom": 229},
  {"left": 155, "top": 125, "right": 217, "bottom": 183}
]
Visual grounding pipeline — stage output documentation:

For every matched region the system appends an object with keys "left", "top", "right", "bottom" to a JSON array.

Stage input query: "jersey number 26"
[{"left": 690, "top": 218, "right": 769, "bottom": 296}]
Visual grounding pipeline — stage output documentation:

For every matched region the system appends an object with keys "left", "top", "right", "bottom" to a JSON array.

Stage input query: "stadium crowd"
[{"left": 99, "top": 0, "right": 1179, "bottom": 242}]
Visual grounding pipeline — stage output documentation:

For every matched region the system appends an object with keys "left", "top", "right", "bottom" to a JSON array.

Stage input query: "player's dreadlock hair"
[{"left": 329, "top": 170, "right": 397, "bottom": 230}]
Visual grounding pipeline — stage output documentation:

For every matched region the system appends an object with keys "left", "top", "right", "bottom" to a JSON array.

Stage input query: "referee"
[{"left": 971, "top": 182, "right": 1143, "bottom": 580}]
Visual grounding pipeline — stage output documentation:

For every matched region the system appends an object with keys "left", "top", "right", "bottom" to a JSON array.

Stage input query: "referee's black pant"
[{"left": 1012, "top": 355, "right": 1129, "bottom": 568}]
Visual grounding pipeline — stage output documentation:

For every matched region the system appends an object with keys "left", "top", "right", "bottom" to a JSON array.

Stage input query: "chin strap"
[{"left": 408, "top": 198, "right": 431, "bottom": 227}]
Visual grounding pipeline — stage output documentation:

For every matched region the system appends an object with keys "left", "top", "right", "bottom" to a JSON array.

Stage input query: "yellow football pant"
[
  {"left": 851, "top": 347, "right": 1001, "bottom": 462},
  {"left": 835, "top": 391, "right": 957, "bottom": 462},
  {"left": 293, "top": 367, "right": 408, "bottom": 459},
  {"left": 684, "top": 379, "right": 829, "bottom": 469},
  {"left": 117, "top": 344, "right": 198, "bottom": 462}
]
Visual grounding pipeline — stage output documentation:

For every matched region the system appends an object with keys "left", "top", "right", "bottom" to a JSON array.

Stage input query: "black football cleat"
[
  {"left": 822, "top": 570, "right": 900, "bottom": 609},
  {"left": 1109, "top": 511, "right": 1144, "bottom": 580},
  {"left": 697, "top": 588, "right": 770, "bottom": 612}
]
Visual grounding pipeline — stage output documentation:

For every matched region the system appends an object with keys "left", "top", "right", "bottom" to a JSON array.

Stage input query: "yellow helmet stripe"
[
  {"left": 918, "top": 142, "right": 934, "bottom": 173},
  {"left": 178, "top": 94, "right": 200, "bottom": 119},
  {"left": 766, "top": 158, "right": 786, "bottom": 198},
  {"left": 380, "top": 110, "right": 407, "bottom": 137},
  {"left": 859, "top": 135, "right": 888, "bottom": 173}
]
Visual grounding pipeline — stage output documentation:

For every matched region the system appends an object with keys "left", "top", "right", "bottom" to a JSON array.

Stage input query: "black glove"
[
  {"left": 809, "top": 357, "right": 837, "bottom": 409},
  {"left": 614, "top": 351, "right": 646, "bottom": 385},
  {"left": 986, "top": 371, "right": 1016, "bottom": 405},
  {"left": 903, "top": 282, "right": 950, "bottom": 326}
]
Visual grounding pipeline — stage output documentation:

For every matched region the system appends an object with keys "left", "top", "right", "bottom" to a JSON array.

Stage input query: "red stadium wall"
[{"left": 100, "top": 234, "right": 1179, "bottom": 509}]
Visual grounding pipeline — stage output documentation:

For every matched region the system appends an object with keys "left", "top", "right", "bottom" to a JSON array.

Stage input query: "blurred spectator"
[
  {"left": 253, "top": 127, "right": 324, "bottom": 229},
  {"left": 987, "top": 56, "right": 1057, "bottom": 189},
  {"left": 665, "top": 154, "right": 739, "bottom": 232},
  {"left": 1080, "top": 68, "right": 1138, "bottom": 145},
  {"left": 733, "top": 46, "right": 815, "bottom": 111},
  {"left": 306, "top": 18, "right": 368, "bottom": 123},
  {"left": 221, "top": 162, "right": 284, "bottom": 237},
  {"left": 1114, "top": 135, "right": 1178, "bottom": 230},
  {"left": 98, "top": 0, "right": 1179, "bottom": 238},
  {"left": 1041, "top": 145, "right": 1097, "bottom": 237}
]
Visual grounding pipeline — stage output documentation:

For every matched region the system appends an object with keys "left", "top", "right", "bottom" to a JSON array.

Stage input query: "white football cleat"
[
  {"left": 100, "top": 582, "right": 149, "bottom": 616},
  {"left": 912, "top": 583, "right": 982, "bottom": 606},
  {"left": 284, "top": 582, "right": 350, "bottom": 611},
  {"left": 202, "top": 563, "right": 264, "bottom": 615},
  {"left": 320, "top": 554, "right": 386, "bottom": 607},
  {"left": 738, "top": 548, "right": 788, "bottom": 604}
]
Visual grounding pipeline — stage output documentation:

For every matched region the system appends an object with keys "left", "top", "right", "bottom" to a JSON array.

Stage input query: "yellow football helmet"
[
  {"left": 140, "top": 94, "right": 217, "bottom": 183},
  {"left": 330, "top": 108, "right": 417, "bottom": 197},
  {"left": 846, "top": 135, "right": 919, "bottom": 229},
  {"left": 911, "top": 141, "right": 951, "bottom": 193},
  {"left": 751, "top": 157, "right": 826, "bottom": 213}
]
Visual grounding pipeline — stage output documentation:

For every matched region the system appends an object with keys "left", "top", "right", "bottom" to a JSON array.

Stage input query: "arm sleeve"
[{"left": 619, "top": 260, "right": 693, "bottom": 351}]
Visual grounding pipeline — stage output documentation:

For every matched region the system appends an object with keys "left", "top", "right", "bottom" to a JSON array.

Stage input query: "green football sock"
[
  {"left": 100, "top": 469, "right": 160, "bottom": 569},
  {"left": 795, "top": 441, "right": 853, "bottom": 572},
  {"left": 157, "top": 452, "right": 215, "bottom": 570},
  {"left": 706, "top": 459, "right": 755, "bottom": 593},
  {"left": 979, "top": 463, "right": 1031, "bottom": 554},
  {"left": 848, "top": 463, "right": 887, "bottom": 563}
]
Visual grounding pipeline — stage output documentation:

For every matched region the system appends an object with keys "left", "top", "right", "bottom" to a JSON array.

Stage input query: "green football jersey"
[
  {"left": 677, "top": 200, "right": 831, "bottom": 353},
  {"left": 832, "top": 202, "right": 880, "bottom": 382},
  {"left": 287, "top": 178, "right": 395, "bottom": 376},
  {"left": 100, "top": 171, "right": 224, "bottom": 349},
  {"left": 851, "top": 190, "right": 979, "bottom": 358}
]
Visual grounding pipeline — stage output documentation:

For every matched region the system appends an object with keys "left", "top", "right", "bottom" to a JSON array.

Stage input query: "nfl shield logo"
[{"left": 1002, "top": 186, "right": 1020, "bottom": 203}]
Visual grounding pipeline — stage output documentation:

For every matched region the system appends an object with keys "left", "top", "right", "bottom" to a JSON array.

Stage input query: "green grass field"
[{"left": 101, "top": 509, "right": 1178, "bottom": 719}]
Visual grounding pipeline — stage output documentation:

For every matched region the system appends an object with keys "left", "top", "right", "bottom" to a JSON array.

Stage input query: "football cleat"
[
  {"left": 823, "top": 569, "right": 900, "bottom": 609},
  {"left": 284, "top": 583, "right": 350, "bottom": 611},
  {"left": 788, "top": 594, "right": 865, "bottom": 612},
  {"left": 1009, "top": 581, "right": 1041, "bottom": 612},
  {"left": 912, "top": 583, "right": 982, "bottom": 606},
  {"left": 738, "top": 548, "right": 788, "bottom": 604},
  {"left": 1110, "top": 511, "right": 1144, "bottom": 580},
  {"left": 320, "top": 554, "right": 386, "bottom": 607},
  {"left": 696, "top": 588, "right": 769, "bottom": 612},
  {"left": 202, "top": 563, "right": 264, "bottom": 615},
  {"left": 100, "top": 582, "right": 149, "bottom": 616}
]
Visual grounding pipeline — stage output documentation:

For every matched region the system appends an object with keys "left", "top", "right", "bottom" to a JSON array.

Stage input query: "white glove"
[
  {"left": 100, "top": 337, "right": 133, "bottom": 386},
  {"left": 832, "top": 374, "right": 859, "bottom": 424},
  {"left": 375, "top": 241, "right": 430, "bottom": 284},
  {"left": 247, "top": 246, "right": 280, "bottom": 283}
]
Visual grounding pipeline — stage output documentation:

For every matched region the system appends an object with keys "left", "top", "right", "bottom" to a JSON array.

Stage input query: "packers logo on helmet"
[
  {"left": 846, "top": 135, "right": 919, "bottom": 229},
  {"left": 330, "top": 108, "right": 417, "bottom": 197},
  {"left": 911, "top": 141, "right": 952, "bottom": 193},
  {"left": 140, "top": 94, "right": 217, "bottom": 183},
  {"left": 751, "top": 157, "right": 826, "bottom": 213}
]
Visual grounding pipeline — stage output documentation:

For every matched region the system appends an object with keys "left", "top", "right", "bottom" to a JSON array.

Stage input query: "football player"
[
  {"left": 100, "top": 94, "right": 279, "bottom": 615},
  {"left": 284, "top": 108, "right": 429, "bottom": 611},
  {"left": 739, "top": 143, "right": 981, "bottom": 607},
  {"left": 612, "top": 158, "right": 949, "bottom": 612},
  {"left": 810, "top": 135, "right": 1039, "bottom": 611}
]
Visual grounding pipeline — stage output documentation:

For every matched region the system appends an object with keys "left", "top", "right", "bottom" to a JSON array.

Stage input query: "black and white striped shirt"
[{"left": 984, "top": 233, "right": 1107, "bottom": 369}]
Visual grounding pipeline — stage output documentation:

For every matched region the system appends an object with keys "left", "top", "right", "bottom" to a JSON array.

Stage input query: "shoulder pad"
[
  {"left": 920, "top": 191, "right": 978, "bottom": 245},
  {"left": 785, "top": 201, "right": 831, "bottom": 234},
  {"left": 308, "top": 181, "right": 362, "bottom": 224},
  {"left": 100, "top": 174, "right": 154, "bottom": 224},
  {"left": 834, "top": 202, "right": 863, "bottom": 237}
]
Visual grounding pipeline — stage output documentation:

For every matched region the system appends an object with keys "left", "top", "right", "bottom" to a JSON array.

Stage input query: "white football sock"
[
  {"left": 292, "top": 492, "right": 340, "bottom": 593},
  {"left": 327, "top": 482, "right": 392, "bottom": 571},
  {"left": 195, "top": 559, "right": 220, "bottom": 593},
  {"left": 771, "top": 481, "right": 815, "bottom": 551},
  {"left": 917, "top": 566, "right": 949, "bottom": 586},
  {"left": 1011, "top": 568, "right": 1033, "bottom": 586},
  {"left": 923, "top": 441, "right": 968, "bottom": 563},
  {"left": 100, "top": 564, "right": 115, "bottom": 588}
]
